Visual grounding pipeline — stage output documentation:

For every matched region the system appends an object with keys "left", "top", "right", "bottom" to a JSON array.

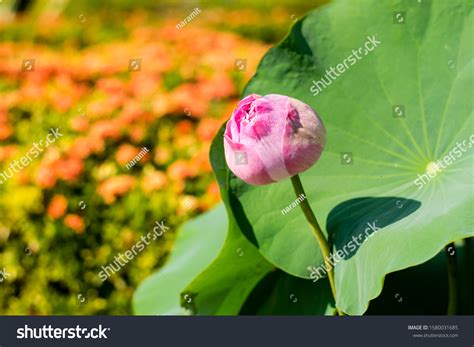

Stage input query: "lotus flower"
[{"left": 224, "top": 94, "right": 326, "bottom": 185}]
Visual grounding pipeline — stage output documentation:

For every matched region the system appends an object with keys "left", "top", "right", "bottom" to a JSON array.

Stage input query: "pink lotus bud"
[{"left": 224, "top": 94, "right": 326, "bottom": 185}]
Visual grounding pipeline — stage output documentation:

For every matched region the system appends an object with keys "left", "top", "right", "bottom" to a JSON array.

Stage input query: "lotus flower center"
[
  {"left": 243, "top": 107, "right": 257, "bottom": 124},
  {"left": 426, "top": 161, "right": 439, "bottom": 176}
]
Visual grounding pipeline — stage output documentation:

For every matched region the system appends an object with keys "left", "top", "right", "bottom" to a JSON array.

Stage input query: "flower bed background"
[{"left": 0, "top": 0, "right": 322, "bottom": 314}]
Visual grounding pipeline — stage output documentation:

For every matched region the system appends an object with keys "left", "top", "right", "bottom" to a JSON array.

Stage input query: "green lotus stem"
[
  {"left": 445, "top": 242, "right": 458, "bottom": 315},
  {"left": 291, "top": 174, "right": 343, "bottom": 315}
]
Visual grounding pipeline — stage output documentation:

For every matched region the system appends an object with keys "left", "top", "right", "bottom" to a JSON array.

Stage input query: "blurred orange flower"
[
  {"left": 90, "top": 120, "right": 121, "bottom": 140},
  {"left": 171, "top": 84, "right": 208, "bottom": 117},
  {"left": 115, "top": 144, "right": 141, "bottom": 166},
  {"left": 16, "top": 170, "right": 30, "bottom": 185},
  {"left": 56, "top": 157, "right": 84, "bottom": 182},
  {"left": 153, "top": 148, "right": 171, "bottom": 165},
  {"left": 0, "top": 110, "right": 8, "bottom": 123},
  {"left": 0, "top": 145, "right": 18, "bottom": 161},
  {"left": 68, "top": 137, "right": 94, "bottom": 159},
  {"left": 198, "top": 74, "right": 234, "bottom": 99},
  {"left": 47, "top": 195, "right": 68, "bottom": 219},
  {"left": 197, "top": 118, "right": 222, "bottom": 142},
  {"left": 129, "top": 125, "right": 146, "bottom": 143},
  {"left": 50, "top": 92, "right": 74, "bottom": 113},
  {"left": 96, "top": 77, "right": 126, "bottom": 95},
  {"left": 192, "top": 149, "right": 212, "bottom": 172},
  {"left": 87, "top": 95, "right": 124, "bottom": 119},
  {"left": 207, "top": 181, "right": 221, "bottom": 201},
  {"left": 0, "top": 123, "right": 13, "bottom": 140},
  {"left": 64, "top": 214, "right": 85, "bottom": 234},
  {"left": 35, "top": 165, "right": 57, "bottom": 189},
  {"left": 152, "top": 94, "right": 175, "bottom": 116},
  {"left": 176, "top": 120, "right": 194, "bottom": 135},
  {"left": 118, "top": 102, "right": 145, "bottom": 125},
  {"left": 141, "top": 170, "right": 167, "bottom": 193},
  {"left": 178, "top": 195, "right": 199, "bottom": 215},
  {"left": 97, "top": 175, "right": 135, "bottom": 204},
  {"left": 70, "top": 117, "right": 89, "bottom": 132},
  {"left": 167, "top": 160, "right": 197, "bottom": 181}
]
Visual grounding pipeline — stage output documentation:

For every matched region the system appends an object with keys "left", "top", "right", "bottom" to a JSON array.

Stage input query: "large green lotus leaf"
[
  {"left": 132, "top": 204, "right": 227, "bottom": 315},
  {"left": 212, "top": 0, "right": 474, "bottom": 314},
  {"left": 240, "top": 270, "right": 334, "bottom": 315},
  {"left": 183, "top": 129, "right": 275, "bottom": 315},
  {"left": 367, "top": 239, "right": 474, "bottom": 315},
  {"left": 183, "top": 217, "right": 273, "bottom": 315}
]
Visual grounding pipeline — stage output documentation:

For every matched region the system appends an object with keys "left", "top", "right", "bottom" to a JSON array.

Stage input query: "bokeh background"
[{"left": 0, "top": 0, "right": 326, "bottom": 314}]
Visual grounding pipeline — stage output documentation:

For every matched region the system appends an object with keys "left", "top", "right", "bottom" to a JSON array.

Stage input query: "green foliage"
[
  {"left": 129, "top": 0, "right": 473, "bottom": 316},
  {"left": 207, "top": 0, "right": 473, "bottom": 315},
  {"left": 133, "top": 204, "right": 227, "bottom": 315}
]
